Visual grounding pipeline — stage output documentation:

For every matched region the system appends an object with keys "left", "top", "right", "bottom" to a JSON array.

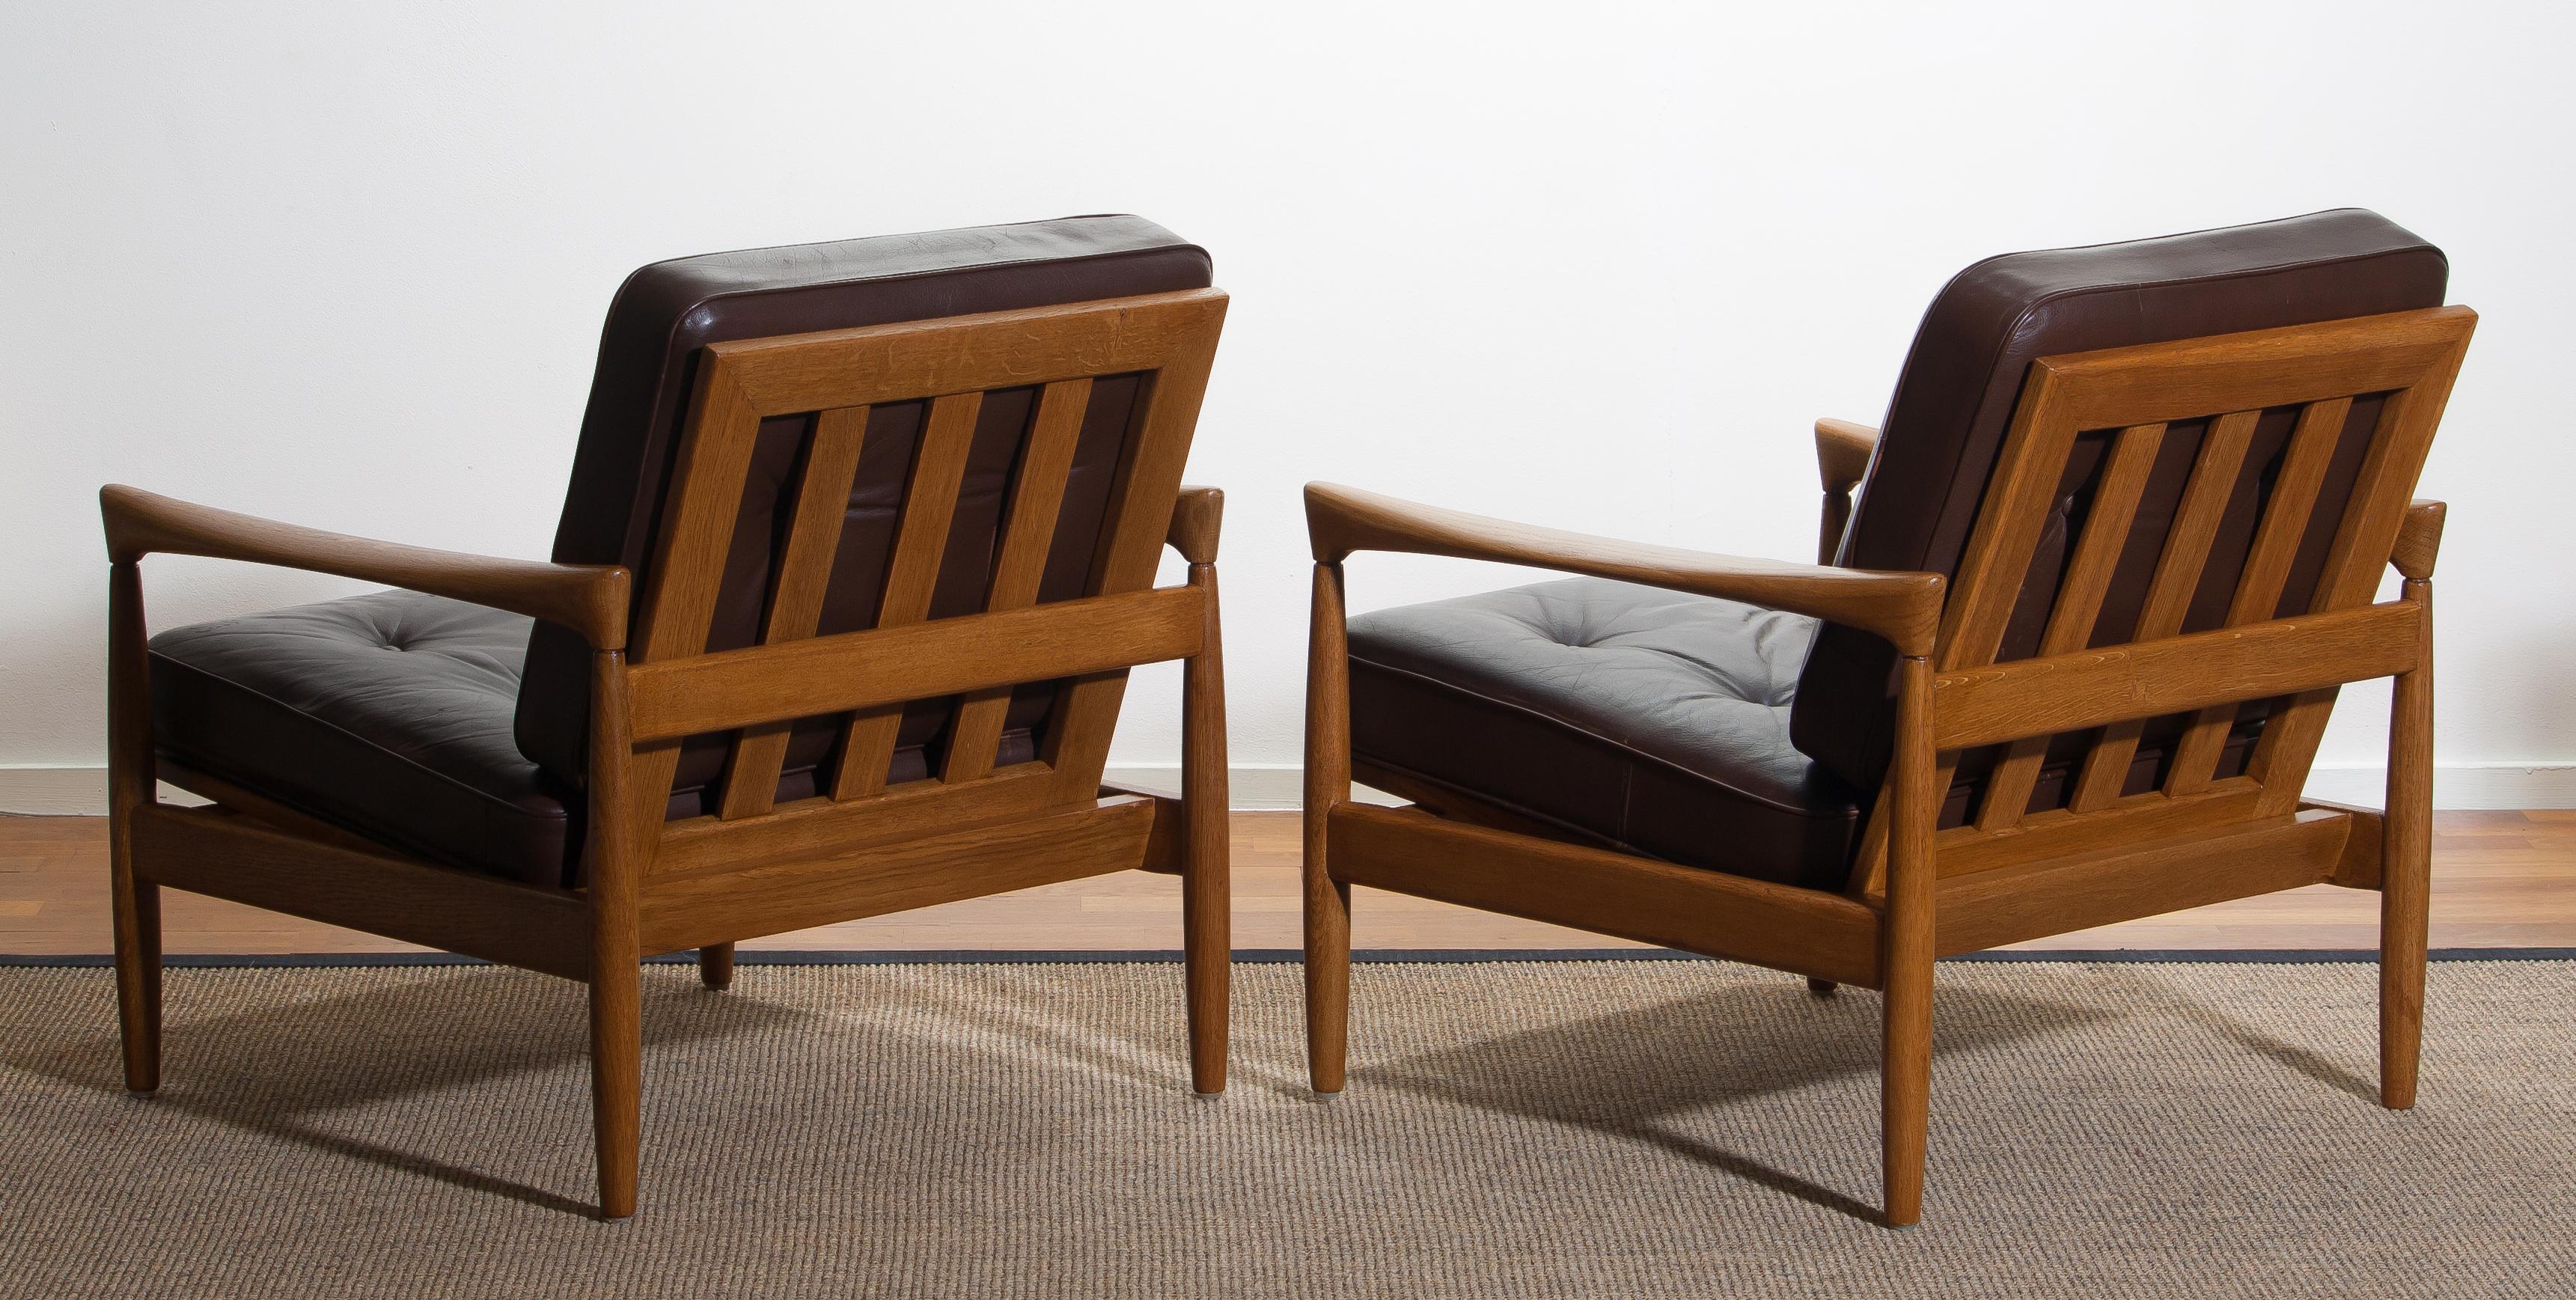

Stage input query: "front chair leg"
[
  {"left": 1303, "top": 561, "right": 1352, "bottom": 1095},
  {"left": 590, "top": 962, "right": 641, "bottom": 1220},
  {"left": 109, "top": 869, "right": 162, "bottom": 1094},
  {"left": 698, "top": 943, "right": 735, "bottom": 991},
  {"left": 106, "top": 559, "right": 162, "bottom": 1095}
]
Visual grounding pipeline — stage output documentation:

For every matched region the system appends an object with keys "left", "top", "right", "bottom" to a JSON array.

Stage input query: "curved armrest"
[
  {"left": 1304, "top": 481, "right": 1943, "bottom": 656},
  {"left": 1166, "top": 484, "right": 1223, "bottom": 564},
  {"left": 101, "top": 484, "right": 632, "bottom": 650}
]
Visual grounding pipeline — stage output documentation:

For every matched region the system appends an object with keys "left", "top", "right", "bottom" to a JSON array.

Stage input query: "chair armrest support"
[
  {"left": 2391, "top": 499, "right": 2444, "bottom": 581},
  {"left": 1813, "top": 418, "right": 1879, "bottom": 564},
  {"left": 1304, "top": 481, "right": 1943, "bottom": 656},
  {"left": 1815, "top": 418, "right": 1878, "bottom": 494},
  {"left": 1167, "top": 484, "right": 1222, "bottom": 564},
  {"left": 100, "top": 484, "right": 632, "bottom": 650}
]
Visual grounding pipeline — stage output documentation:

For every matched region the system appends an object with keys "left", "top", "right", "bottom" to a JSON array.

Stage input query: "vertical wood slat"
[
  {"left": 1933, "top": 374, "right": 2084, "bottom": 675},
  {"left": 1843, "top": 382, "right": 2084, "bottom": 895},
  {"left": 2247, "top": 337, "right": 2469, "bottom": 812},
  {"left": 1040, "top": 318, "right": 1229, "bottom": 802},
  {"left": 828, "top": 391, "right": 985, "bottom": 800},
  {"left": 2066, "top": 410, "right": 2261, "bottom": 812},
  {"left": 2161, "top": 397, "right": 2354, "bottom": 796},
  {"left": 1972, "top": 422, "right": 2166, "bottom": 831},
  {"left": 715, "top": 406, "right": 872, "bottom": 818},
  {"left": 940, "top": 379, "right": 1094, "bottom": 784},
  {"left": 626, "top": 360, "right": 768, "bottom": 863}
]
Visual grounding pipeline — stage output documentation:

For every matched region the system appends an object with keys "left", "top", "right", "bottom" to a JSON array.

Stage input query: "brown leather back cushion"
[
  {"left": 1790, "top": 210, "right": 2447, "bottom": 796},
  {"left": 513, "top": 217, "right": 1213, "bottom": 809}
]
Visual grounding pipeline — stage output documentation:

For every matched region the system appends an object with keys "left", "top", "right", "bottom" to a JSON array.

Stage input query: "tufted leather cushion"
[
  {"left": 1793, "top": 209, "right": 2447, "bottom": 797},
  {"left": 515, "top": 216, "right": 1215, "bottom": 814},
  {"left": 1345, "top": 578, "right": 2260, "bottom": 890},
  {"left": 150, "top": 590, "right": 573, "bottom": 885},
  {"left": 1348, "top": 579, "right": 1865, "bottom": 888}
]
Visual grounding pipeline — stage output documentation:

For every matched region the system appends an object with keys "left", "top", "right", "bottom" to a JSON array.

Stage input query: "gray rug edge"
[{"left": 6, "top": 947, "right": 2572, "bottom": 968}]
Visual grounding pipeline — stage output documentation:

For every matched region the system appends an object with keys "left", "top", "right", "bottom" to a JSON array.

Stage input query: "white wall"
[{"left": 6, "top": 0, "right": 2573, "bottom": 810}]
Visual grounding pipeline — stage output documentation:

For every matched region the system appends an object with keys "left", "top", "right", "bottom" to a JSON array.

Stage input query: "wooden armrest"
[
  {"left": 1304, "top": 481, "right": 1943, "bottom": 655},
  {"left": 2391, "top": 499, "right": 2444, "bottom": 580},
  {"left": 1815, "top": 418, "right": 1878, "bottom": 493},
  {"left": 100, "top": 483, "right": 632, "bottom": 650},
  {"left": 1167, "top": 484, "right": 1222, "bottom": 564}
]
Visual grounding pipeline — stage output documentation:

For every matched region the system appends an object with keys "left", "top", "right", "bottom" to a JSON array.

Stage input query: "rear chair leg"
[
  {"left": 1180, "top": 553, "right": 1231, "bottom": 1094},
  {"left": 698, "top": 944, "right": 735, "bottom": 991},
  {"left": 2381, "top": 573, "right": 2435, "bottom": 1108}
]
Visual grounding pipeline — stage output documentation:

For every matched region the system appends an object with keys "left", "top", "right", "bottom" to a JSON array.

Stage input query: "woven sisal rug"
[{"left": 3, "top": 960, "right": 2571, "bottom": 1298}]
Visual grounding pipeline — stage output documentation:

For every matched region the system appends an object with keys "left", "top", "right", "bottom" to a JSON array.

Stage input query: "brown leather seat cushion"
[
  {"left": 148, "top": 590, "right": 575, "bottom": 886},
  {"left": 1348, "top": 578, "right": 2261, "bottom": 891},
  {"left": 1348, "top": 579, "right": 1865, "bottom": 889}
]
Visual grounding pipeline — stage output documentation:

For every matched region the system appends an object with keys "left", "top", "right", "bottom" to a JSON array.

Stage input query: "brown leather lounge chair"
[
  {"left": 98, "top": 217, "right": 1233, "bottom": 1218},
  {"left": 1298, "top": 210, "right": 2470, "bottom": 1226}
]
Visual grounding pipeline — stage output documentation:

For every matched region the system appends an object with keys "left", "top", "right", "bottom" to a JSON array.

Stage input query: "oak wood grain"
[
  {"left": 9, "top": 810, "right": 2574, "bottom": 955},
  {"left": 99, "top": 485, "right": 631, "bottom": 648},
  {"left": 1303, "top": 481, "right": 1945, "bottom": 656}
]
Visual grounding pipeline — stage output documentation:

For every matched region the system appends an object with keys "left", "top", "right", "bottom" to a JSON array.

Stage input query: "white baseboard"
[{"left": 8, "top": 761, "right": 2575, "bottom": 818}]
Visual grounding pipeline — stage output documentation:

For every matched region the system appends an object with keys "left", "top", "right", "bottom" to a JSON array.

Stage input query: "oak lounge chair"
[
  {"left": 1299, "top": 210, "right": 2470, "bottom": 1226},
  {"left": 99, "top": 217, "right": 1233, "bottom": 1218}
]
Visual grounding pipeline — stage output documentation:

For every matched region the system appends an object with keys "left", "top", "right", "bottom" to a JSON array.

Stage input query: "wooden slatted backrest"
[
  {"left": 616, "top": 290, "right": 1227, "bottom": 873},
  {"left": 1846, "top": 306, "right": 2472, "bottom": 894}
]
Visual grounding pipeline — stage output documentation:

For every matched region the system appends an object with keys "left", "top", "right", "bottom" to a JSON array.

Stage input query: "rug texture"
[{"left": 2, "top": 960, "right": 2570, "bottom": 1299}]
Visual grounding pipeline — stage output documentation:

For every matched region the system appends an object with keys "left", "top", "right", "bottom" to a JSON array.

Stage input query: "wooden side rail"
[
  {"left": 129, "top": 803, "right": 594, "bottom": 980},
  {"left": 1930, "top": 598, "right": 2423, "bottom": 750},
  {"left": 626, "top": 585, "right": 1205, "bottom": 742},
  {"left": 1326, "top": 802, "right": 1884, "bottom": 986},
  {"left": 1304, "top": 481, "right": 1944, "bottom": 656},
  {"left": 100, "top": 484, "right": 631, "bottom": 648}
]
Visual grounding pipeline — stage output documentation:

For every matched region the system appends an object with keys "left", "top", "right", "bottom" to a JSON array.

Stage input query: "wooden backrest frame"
[
  {"left": 1846, "top": 305, "right": 2474, "bottom": 897},
  {"left": 615, "top": 288, "right": 1229, "bottom": 876}
]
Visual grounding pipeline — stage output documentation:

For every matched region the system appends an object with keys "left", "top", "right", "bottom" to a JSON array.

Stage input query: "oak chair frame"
[
  {"left": 1302, "top": 306, "right": 2473, "bottom": 1227},
  {"left": 100, "top": 288, "right": 1233, "bottom": 1219}
]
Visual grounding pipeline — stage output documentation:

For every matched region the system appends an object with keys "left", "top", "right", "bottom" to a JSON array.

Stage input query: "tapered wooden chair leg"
[
  {"left": 590, "top": 965, "right": 641, "bottom": 1220},
  {"left": 106, "top": 559, "right": 162, "bottom": 1096},
  {"left": 698, "top": 943, "right": 735, "bottom": 991},
  {"left": 1880, "top": 652, "right": 1935, "bottom": 1228},
  {"left": 1181, "top": 556, "right": 1231, "bottom": 1095},
  {"left": 2381, "top": 576, "right": 2434, "bottom": 1109},
  {"left": 1303, "top": 561, "right": 1352, "bottom": 1096},
  {"left": 1182, "top": 833, "right": 1229, "bottom": 1095},
  {"left": 109, "top": 869, "right": 162, "bottom": 1095},
  {"left": 1881, "top": 959, "right": 1932, "bottom": 1227},
  {"left": 1304, "top": 879, "right": 1352, "bottom": 1095}
]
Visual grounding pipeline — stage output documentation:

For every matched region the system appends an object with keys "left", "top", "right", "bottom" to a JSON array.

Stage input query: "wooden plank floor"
[{"left": 4, "top": 811, "right": 2572, "bottom": 956}]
